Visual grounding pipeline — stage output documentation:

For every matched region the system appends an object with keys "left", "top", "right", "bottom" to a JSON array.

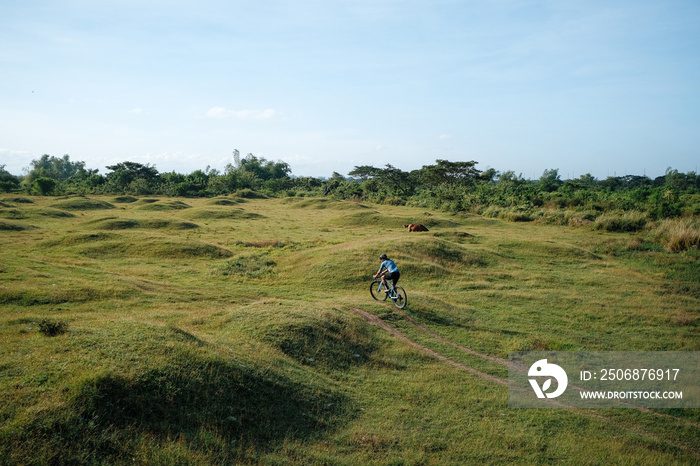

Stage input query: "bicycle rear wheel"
[
  {"left": 370, "top": 280, "right": 388, "bottom": 301},
  {"left": 392, "top": 286, "right": 407, "bottom": 309}
]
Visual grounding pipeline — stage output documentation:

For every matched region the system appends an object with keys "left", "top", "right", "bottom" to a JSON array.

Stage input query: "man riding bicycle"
[{"left": 373, "top": 254, "right": 400, "bottom": 293}]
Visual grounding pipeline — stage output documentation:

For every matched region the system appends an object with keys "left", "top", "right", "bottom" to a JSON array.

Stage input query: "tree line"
[{"left": 1, "top": 153, "right": 699, "bottom": 220}]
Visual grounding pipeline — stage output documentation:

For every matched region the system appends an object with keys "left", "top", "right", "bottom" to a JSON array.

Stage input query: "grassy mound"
[
  {"left": 499, "top": 240, "right": 602, "bottom": 261},
  {"left": 274, "top": 234, "right": 492, "bottom": 289},
  {"left": 207, "top": 197, "right": 246, "bottom": 206},
  {"left": 79, "top": 239, "right": 233, "bottom": 259},
  {"left": 0, "top": 220, "right": 38, "bottom": 231},
  {"left": 283, "top": 198, "right": 370, "bottom": 210},
  {"left": 50, "top": 198, "right": 116, "bottom": 211},
  {"left": 111, "top": 196, "right": 139, "bottom": 203},
  {"left": 0, "top": 282, "right": 133, "bottom": 305},
  {"left": 41, "top": 233, "right": 231, "bottom": 260},
  {"left": 0, "top": 209, "right": 25, "bottom": 219},
  {"left": 97, "top": 218, "right": 199, "bottom": 230},
  {"left": 397, "top": 237, "right": 491, "bottom": 267},
  {"left": 1, "top": 208, "right": 77, "bottom": 219},
  {"left": 137, "top": 200, "right": 191, "bottom": 211},
  {"left": 183, "top": 209, "right": 264, "bottom": 220},
  {"left": 271, "top": 239, "right": 380, "bottom": 288},
  {"left": 4, "top": 197, "right": 34, "bottom": 204},
  {"left": 0, "top": 323, "right": 347, "bottom": 464},
  {"left": 384, "top": 237, "right": 495, "bottom": 280},
  {"left": 431, "top": 231, "right": 477, "bottom": 243},
  {"left": 216, "top": 253, "right": 276, "bottom": 278},
  {"left": 328, "top": 211, "right": 405, "bottom": 229},
  {"left": 36, "top": 209, "right": 77, "bottom": 218},
  {"left": 259, "top": 311, "right": 378, "bottom": 370},
  {"left": 43, "top": 232, "right": 121, "bottom": 247}
]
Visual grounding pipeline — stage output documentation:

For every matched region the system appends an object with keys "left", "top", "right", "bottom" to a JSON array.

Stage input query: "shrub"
[
  {"left": 498, "top": 207, "right": 533, "bottom": 222},
  {"left": 593, "top": 212, "right": 648, "bottom": 232},
  {"left": 217, "top": 253, "right": 276, "bottom": 278},
  {"left": 235, "top": 189, "right": 267, "bottom": 199},
  {"left": 33, "top": 177, "right": 58, "bottom": 195},
  {"left": 481, "top": 205, "right": 500, "bottom": 218},
  {"left": 565, "top": 210, "right": 598, "bottom": 227},
  {"left": 658, "top": 218, "right": 700, "bottom": 253},
  {"left": 383, "top": 196, "right": 405, "bottom": 206},
  {"left": 501, "top": 210, "right": 533, "bottom": 222},
  {"left": 0, "top": 180, "right": 20, "bottom": 193},
  {"left": 38, "top": 318, "right": 68, "bottom": 336}
]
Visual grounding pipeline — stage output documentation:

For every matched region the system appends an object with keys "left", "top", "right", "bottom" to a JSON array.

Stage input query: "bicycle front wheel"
[
  {"left": 370, "top": 280, "right": 388, "bottom": 301},
  {"left": 392, "top": 286, "right": 407, "bottom": 309}
]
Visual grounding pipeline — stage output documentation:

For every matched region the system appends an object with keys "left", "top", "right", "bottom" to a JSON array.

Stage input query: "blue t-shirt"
[{"left": 378, "top": 259, "right": 399, "bottom": 274}]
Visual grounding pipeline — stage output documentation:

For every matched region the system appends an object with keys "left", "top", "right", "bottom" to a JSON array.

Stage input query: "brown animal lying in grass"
[{"left": 404, "top": 223, "right": 429, "bottom": 232}]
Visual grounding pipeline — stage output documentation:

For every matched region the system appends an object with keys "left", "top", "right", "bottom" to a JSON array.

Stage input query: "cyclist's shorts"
[{"left": 385, "top": 271, "right": 400, "bottom": 286}]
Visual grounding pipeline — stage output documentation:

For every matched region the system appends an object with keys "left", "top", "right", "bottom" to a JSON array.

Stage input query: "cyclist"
[{"left": 374, "top": 253, "right": 400, "bottom": 293}]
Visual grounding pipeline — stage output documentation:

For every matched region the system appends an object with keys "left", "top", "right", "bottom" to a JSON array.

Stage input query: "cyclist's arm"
[{"left": 373, "top": 264, "right": 386, "bottom": 278}]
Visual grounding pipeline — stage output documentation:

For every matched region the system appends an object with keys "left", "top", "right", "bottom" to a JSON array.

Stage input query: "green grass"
[
  {"left": 1, "top": 194, "right": 698, "bottom": 464},
  {"left": 49, "top": 196, "right": 116, "bottom": 210}
]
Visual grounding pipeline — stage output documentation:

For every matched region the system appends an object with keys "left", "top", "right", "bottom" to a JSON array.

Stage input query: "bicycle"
[{"left": 370, "top": 278, "right": 408, "bottom": 309}]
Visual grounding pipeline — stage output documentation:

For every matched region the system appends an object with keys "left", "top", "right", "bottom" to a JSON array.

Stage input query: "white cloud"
[
  {"left": 206, "top": 107, "right": 278, "bottom": 120},
  {"left": 0, "top": 148, "right": 37, "bottom": 174},
  {"left": 438, "top": 134, "right": 451, "bottom": 140},
  {"left": 130, "top": 108, "right": 144, "bottom": 114}
]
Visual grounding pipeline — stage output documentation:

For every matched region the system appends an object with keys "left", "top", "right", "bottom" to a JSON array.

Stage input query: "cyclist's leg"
[
  {"left": 391, "top": 271, "right": 400, "bottom": 288},
  {"left": 386, "top": 272, "right": 399, "bottom": 295},
  {"left": 380, "top": 273, "right": 390, "bottom": 292}
]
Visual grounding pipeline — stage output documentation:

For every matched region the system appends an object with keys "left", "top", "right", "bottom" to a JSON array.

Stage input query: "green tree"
[
  {"left": 105, "top": 162, "right": 159, "bottom": 183},
  {"left": 665, "top": 168, "right": 700, "bottom": 192},
  {"left": 33, "top": 177, "right": 58, "bottom": 195},
  {"left": 420, "top": 160, "right": 481, "bottom": 188},
  {"left": 292, "top": 177, "right": 322, "bottom": 192},
  {"left": 348, "top": 165, "right": 382, "bottom": 180},
  {"left": 381, "top": 164, "right": 417, "bottom": 197},
  {"left": 480, "top": 168, "right": 499, "bottom": 183},
  {"left": 238, "top": 154, "right": 291, "bottom": 182},
  {"left": 104, "top": 162, "right": 159, "bottom": 193},
  {"left": 0, "top": 165, "right": 21, "bottom": 193},
  {"left": 25, "top": 154, "right": 90, "bottom": 183},
  {"left": 538, "top": 168, "right": 562, "bottom": 192}
]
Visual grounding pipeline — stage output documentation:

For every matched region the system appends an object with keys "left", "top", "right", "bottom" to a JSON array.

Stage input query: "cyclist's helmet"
[{"left": 379, "top": 254, "right": 388, "bottom": 260}]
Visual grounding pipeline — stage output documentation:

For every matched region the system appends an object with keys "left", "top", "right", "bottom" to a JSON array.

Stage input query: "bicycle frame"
[{"left": 376, "top": 279, "right": 397, "bottom": 298}]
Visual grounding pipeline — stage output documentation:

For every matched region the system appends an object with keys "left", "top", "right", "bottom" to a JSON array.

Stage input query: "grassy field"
[{"left": 1, "top": 194, "right": 698, "bottom": 464}]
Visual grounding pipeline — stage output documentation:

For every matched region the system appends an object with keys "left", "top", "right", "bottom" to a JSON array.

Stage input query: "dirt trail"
[
  {"left": 350, "top": 307, "right": 700, "bottom": 457},
  {"left": 350, "top": 308, "right": 507, "bottom": 386}
]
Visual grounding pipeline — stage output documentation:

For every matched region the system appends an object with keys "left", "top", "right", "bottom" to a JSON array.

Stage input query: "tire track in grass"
[
  {"left": 350, "top": 308, "right": 700, "bottom": 457},
  {"left": 350, "top": 307, "right": 507, "bottom": 386},
  {"left": 391, "top": 307, "right": 700, "bottom": 430},
  {"left": 396, "top": 308, "right": 508, "bottom": 367}
]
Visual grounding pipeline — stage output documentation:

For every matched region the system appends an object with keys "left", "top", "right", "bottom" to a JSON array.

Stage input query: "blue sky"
[{"left": 1, "top": 0, "right": 699, "bottom": 179}]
